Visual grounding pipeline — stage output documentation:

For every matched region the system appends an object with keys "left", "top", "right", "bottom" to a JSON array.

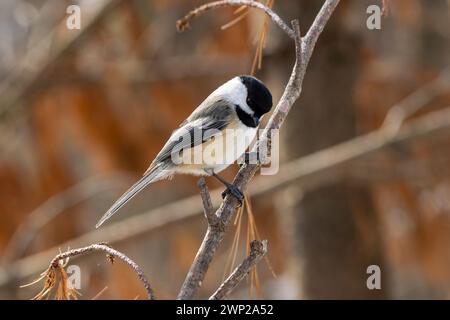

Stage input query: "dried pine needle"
[
  {"left": 222, "top": 205, "right": 244, "bottom": 281},
  {"left": 221, "top": 10, "right": 250, "bottom": 30},
  {"left": 245, "top": 195, "right": 277, "bottom": 279},
  {"left": 250, "top": 0, "right": 273, "bottom": 75},
  {"left": 216, "top": 0, "right": 275, "bottom": 75},
  {"left": 91, "top": 286, "right": 109, "bottom": 300},
  {"left": 22, "top": 259, "right": 80, "bottom": 300}
]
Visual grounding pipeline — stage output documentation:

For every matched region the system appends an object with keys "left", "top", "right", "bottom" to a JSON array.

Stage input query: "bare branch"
[
  {"left": 176, "top": 0, "right": 295, "bottom": 39},
  {"left": 177, "top": 0, "right": 340, "bottom": 300},
  {"left": 48, "top": 244, "right": 156, "bottom": 300},
  {"left": 198, "top": 178, "right": 218, "bottom": 225},
  {"left": 209, "top": 240, "right": 267, "bottom": 300},
  {"left": 302, "top": 0, "right": 340, "bottom": 63}
]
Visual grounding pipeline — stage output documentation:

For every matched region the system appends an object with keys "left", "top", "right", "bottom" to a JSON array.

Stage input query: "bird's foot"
[{"left": 221, "top": 184, "right": 244, "bottom": 206}]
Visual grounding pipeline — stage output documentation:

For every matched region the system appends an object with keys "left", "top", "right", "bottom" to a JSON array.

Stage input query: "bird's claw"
[{"left": 221, "top": 185, "right": 244, "bottom": 207}]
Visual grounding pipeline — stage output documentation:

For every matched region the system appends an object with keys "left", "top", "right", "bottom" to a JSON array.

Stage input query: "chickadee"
[{"left": 96, "top": 75, "right": 272, "bottom": 228}]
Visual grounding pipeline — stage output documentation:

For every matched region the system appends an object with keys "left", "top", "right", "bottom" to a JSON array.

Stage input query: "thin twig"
[
  {"left": 302, "top": 0, "right": 340, "bottom": 63},
  {"left": 177, "top": 0, "right": 340, "bottom": 300},
  {"left": 176, "top": 0, "right": 295, "bottom": 39},
  {"left": 250, "top": 0, "right": 274, "bottom": 75},
  {"left": 209, "top": 240, "right": 267, "bottom": 300},
  {"left": 48, "top": 244, "right": 156, "bottom": 300},
  {"left": 198, "top": 178, "right": 218, "bottom": 225}
]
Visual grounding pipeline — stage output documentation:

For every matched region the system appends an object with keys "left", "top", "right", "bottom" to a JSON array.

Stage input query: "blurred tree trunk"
[{"left": 271, "top": 1, "right": 388, "bottom": 299}]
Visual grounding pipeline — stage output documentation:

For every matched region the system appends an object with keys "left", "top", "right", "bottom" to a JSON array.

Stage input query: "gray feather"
[
  {"left": 96, "top": 164, "right": 168, "bottom": 228},
  {"left": 152, "top": 99, "right": 235, "bottom": 164}
]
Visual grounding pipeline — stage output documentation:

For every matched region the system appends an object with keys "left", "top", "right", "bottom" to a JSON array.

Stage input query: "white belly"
[{"left": 175, "top": 123, "right": 257, "bottom": 175}]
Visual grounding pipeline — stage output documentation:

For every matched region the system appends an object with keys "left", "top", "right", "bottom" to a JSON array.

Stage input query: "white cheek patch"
[{"left": 212, "top": 77, "right": 254, "bottom": 115}]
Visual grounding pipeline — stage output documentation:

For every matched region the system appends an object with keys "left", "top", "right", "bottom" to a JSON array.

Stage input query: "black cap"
[{"left": 239, "top": 75, "right": 273, "bottom": 117}]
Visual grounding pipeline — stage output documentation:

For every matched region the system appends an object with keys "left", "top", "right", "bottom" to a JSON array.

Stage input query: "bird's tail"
[{"left": 96, "top": 164, "right": 167, "bottom": 228}]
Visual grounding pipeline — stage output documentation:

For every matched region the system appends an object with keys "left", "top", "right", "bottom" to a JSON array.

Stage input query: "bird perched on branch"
[{"left": 96, "top": 75, "right": 272, "bottom": 228}]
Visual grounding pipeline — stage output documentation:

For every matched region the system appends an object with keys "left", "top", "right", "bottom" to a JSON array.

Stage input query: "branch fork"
[
  {"left": 209, "top": 240, "right": 268, "bottom": 300},
  {"left": 26, "top": 243, "right": 156, "bottom": 300},
  {"left": 23, "top": 0, "right": 340, "bottom": 301},
  {"left": 177, "top": 0, "right": 340, "bottom": 300}
]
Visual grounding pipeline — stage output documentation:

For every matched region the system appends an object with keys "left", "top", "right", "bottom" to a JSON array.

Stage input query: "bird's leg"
[{"left": 210, "top": 171, "right": 244, "bottom": 205}]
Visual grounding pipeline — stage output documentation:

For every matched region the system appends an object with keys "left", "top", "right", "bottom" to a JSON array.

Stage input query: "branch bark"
[
  {"left": 209, "top": 240, "right": 267, "bottom": 300},
  {"left": 177, "top": 0, "right": 340, "bottom": 300},
  {"left": 197, "top": 178, "right": 218, "bottom": 225},
  {"left": 176, "top": 0, "right": 296, "bottom": 39},
  {"left": 48, "top": 244, "right": 156, "bottom": 300}
]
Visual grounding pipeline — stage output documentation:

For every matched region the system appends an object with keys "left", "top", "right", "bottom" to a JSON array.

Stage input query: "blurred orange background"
[{"left": 1, "top": 0, "right": 450, "bottom": 299}]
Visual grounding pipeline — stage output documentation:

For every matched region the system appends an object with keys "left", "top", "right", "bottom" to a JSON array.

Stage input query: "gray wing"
[{"left": 150, "top": 99, "right": 235, "bottom": 166}]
